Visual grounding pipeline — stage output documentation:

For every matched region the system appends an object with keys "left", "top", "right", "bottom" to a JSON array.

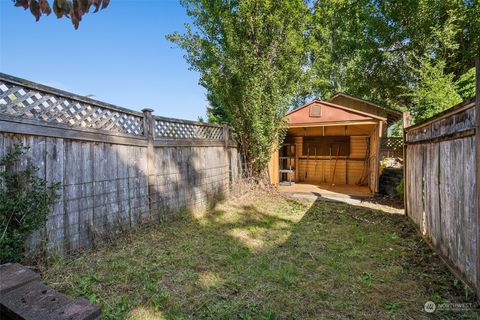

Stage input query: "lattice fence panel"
[
  {"left": 0, "top": 80, "right": 145, "bottom": 136},
  {"left": 381, "top": 137, "right": 403, "bottom": 150},
  {"left": 155, "top": 119, "right": 224, "bottom": 140},
  {"left": 380, "top": 137, "right": 403, "bottom": 159}
]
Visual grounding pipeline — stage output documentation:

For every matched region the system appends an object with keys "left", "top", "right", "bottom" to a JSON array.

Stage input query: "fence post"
[
  {"left": 222, "top": 124, "right": 230, "bottom": 195},
  {"left": 142, "top": 108, "right": 157, "bottom": 221},
  {"left": 475, "top": 52, "right": 480, "bottom": 300},
  {"left": 222, "top": 125, "right": 229, "bottom": 147}
]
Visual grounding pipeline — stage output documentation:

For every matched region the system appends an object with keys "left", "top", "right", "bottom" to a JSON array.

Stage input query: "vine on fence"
[{"left": 0, "top": 144, "right": 59, "bottom": 263}]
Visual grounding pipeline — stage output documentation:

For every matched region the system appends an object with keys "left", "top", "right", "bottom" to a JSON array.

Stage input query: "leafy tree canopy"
[
  {"left": 456, "top": 67, "right": 476, "bottom": 101},
  {"left": 168, "top": 0, "right": 310, "bottom": 176},
  {"left": 308, "top": 0, "right": 479, "bottom": 122},
  {"left": 13, "top": 0, "right": 110, "bottom": 29},
  {"left": 402, "top": 57, "right": 462, "bottom": 123}
]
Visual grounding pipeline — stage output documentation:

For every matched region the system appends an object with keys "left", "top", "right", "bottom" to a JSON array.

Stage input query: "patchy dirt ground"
[
  {"left": 353, "top": 194, "right": 405, "bottom": 214},
  {"left": 43, "top": 191, "right": 477, "bottom": 319}
]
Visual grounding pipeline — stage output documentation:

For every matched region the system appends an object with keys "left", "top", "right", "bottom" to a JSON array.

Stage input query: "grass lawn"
[{"left": 42, "top": 191, "right": 477, "bottom": 319}]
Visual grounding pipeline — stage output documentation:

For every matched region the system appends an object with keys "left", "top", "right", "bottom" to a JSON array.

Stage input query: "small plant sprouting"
[{"left": 0, "top": 144, "right": 60, "bottom": 263}]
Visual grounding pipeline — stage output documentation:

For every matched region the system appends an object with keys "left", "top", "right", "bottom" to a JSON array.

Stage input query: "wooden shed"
[{"left": 269, "top": 94, "right": 402, "bottom": 193}]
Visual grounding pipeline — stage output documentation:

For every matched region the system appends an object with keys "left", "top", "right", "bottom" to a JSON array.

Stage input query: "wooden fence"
[
  {"left": 404, "top": 95, "right": 479, "bottom": 298},
  {"left": 0, "top": 73, "right": 241, "bottom": 256}
]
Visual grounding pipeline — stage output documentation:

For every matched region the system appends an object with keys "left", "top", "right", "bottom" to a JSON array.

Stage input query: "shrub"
[
  {"left": 395, "top": 178, "right": 404, "bottom": 199},
  {"left": 0, "top": 144, "right": 59, "bottom": 263}
]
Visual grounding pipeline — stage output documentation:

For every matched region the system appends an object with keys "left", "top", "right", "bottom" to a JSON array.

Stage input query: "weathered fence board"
[
  {"left": 404, "top": 97, "right": 479, "bottom": 298},
  {"left": 0, "top": 73, "right": 240, "bottom": 257}
]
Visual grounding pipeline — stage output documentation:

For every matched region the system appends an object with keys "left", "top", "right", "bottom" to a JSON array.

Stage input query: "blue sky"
[{"left": 0, "top": 0, "right": 207, "bottom": 121}]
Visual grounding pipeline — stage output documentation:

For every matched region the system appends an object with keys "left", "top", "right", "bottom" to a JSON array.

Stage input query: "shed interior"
[{"left": 270, "top": 122, "right": 380, "bottom": 192}]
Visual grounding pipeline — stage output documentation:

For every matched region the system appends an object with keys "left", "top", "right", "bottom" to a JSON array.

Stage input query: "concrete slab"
[
  {"left": 278, "top": 183, "right": 372, "bottom": 199},
  {"left": 278, "top": 183, "right": 404, "bottom": 214}
]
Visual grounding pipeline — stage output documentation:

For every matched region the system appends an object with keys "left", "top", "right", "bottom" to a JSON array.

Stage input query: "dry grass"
[{"left": 42, "top": 191, "right": 477, "bottom": 319}]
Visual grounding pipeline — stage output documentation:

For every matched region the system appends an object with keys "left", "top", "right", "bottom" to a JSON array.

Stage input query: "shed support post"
[
  {"left": 142, "top": 108, "right": 157, "bottom": 221},
  {"left": 372, "top": 121, "right": 382, "bottom": 193}
]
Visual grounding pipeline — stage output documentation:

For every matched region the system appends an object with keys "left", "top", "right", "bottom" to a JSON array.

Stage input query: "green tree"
[
  {"left": 168, "top": 0, "right": 309, "bottom": 177},
  {"left": 402, "top": 57, "right": 462, "bottom": 123},
  {"left": 205, "top": 92, "right": 228, "bottom": 124},
  {"left": 456, "top": 67, "right": 476, "bottom": 101},
  {"left": 309, "top": 0, "right": 479, "bottom": 116}
]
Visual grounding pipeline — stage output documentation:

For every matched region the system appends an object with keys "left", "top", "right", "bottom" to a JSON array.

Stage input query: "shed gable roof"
[
  {"left": 287, "top": 99, "right": 386, "bottom": 126},
  {"left": 330, "top": 93, "right": 403, "bottom": 125}
]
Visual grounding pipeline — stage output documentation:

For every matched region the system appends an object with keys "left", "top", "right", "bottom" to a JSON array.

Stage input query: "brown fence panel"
[{"left": 404, "top": 97, "right": 478, "bottom": 298}]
